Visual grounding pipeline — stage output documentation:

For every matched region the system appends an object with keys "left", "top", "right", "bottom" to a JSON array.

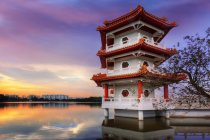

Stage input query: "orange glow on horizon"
[
  {"left": 0, "top": 78, "right": 102, "bottom": 97},
  {"left": 0, "top": 64, "right": 102, "bottom": 97}
]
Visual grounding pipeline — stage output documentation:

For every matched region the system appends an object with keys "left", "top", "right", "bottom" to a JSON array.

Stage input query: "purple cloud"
[{"left": 0, "top": 0, "right": 209, "bottom": 96}]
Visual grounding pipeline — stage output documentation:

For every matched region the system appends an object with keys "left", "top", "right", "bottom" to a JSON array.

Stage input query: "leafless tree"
[{"left": 163, "top": 28, "right": 210, "bottom": 99}]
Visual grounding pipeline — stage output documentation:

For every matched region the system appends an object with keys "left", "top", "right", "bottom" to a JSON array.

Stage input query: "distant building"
[
  {"left": 42, "top": 95, "right": 70, "bottom": 100},
  {"left": 28, "top": 95, "right": 39, "bottom": 100},
  {"left": 6, "top": 95, "right": 19, "bottom": 99}
]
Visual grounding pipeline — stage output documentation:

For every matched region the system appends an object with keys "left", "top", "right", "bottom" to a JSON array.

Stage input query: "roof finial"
[
  {"left": 130, "top": 2, "right": 133, "bottom": 12},
  {"left": 130, "top": 0, "right": 133, "bottom": 12}
]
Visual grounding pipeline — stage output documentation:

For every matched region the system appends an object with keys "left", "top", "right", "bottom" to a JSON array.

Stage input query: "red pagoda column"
[
  {"left": 138, "top": 81, "right": 143, "bottom": 99},
  {"left": 164, "top": 84, "right": 169, "bottom": 99},
  {"left": 104, "top": 84, "right": 108, "bottom": 100}
]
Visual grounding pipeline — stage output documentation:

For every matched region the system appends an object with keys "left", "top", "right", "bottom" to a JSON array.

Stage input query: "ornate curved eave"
[
  {"left": 91, "top": 71, "right": 186, "bottom": 87},
  {"left": 97, "top": 5, "right": 176, "bottom": 32}
]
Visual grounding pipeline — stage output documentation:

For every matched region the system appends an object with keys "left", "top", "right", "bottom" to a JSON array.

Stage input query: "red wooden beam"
[
  {"left": 104, "top": 84, "right": 109, "bottom": 100},
  {"left": 164, "top": 84, "right": 169, "bottom": 99},
  {"left": 138, "top": 81, "right": 143, "bottom": 98}
]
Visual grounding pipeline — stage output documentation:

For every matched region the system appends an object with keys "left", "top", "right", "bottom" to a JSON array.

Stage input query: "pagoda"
[{"left": 92, "top": 5, "right": 186, "bottom": 120}]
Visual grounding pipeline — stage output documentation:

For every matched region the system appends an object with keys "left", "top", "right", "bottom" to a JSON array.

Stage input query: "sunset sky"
[{"left": 0, "top": 0, "right": 209, "bottom": 97}]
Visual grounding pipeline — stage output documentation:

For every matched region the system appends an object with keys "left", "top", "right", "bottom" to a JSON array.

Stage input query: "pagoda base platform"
[
  {"left": 102, "top": 117, "right": 210, "bottom": 140},
  {"left": 114, "top": 109, "right": 168, "bottom": 121},
  {"left": 104, "top": 109, "right": 210, "bottom": 120}
]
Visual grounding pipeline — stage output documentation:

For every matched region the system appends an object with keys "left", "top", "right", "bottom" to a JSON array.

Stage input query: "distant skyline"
[{"left": 0, "top": 0, "right": 209, "bottom": 97}]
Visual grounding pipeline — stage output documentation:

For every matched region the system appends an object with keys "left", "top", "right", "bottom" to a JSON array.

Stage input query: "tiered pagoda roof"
[
  {"left": 92, "top": 5, "right": 186, "bottom": 87},
  {"left": 98, "top": 5, "right": 176, "bottom": 32},
  {"left": 98, "top": 5, "right": 177, "bottom": 50},
  {"left": 92, "top": 71, "right": 186, "bottom": 87},
  {"left": 98, "top": 38, "right": 177, "bottom": 68}
]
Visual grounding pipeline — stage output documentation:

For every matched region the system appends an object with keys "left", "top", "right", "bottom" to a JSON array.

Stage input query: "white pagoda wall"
[
  {"left": 113, "top": 83, "right": 155, "bottom": 99},
  {"left": 139, "top": 30, "right": 153, "bottom": 41},
  {"left": 114, "top": 58, "right": 140, "bottom": 74},
  {"left": 106, "top": 30, "right": 154, "bottom": 51},
  {"left": 108, "top": 57, "right": 155, "bottom": 76},
  {"left": 114, "top": 84, "right": 138, "bottom": 98},
  {"left": 114, "top": 30, "right": 139, "bottom": 46}
]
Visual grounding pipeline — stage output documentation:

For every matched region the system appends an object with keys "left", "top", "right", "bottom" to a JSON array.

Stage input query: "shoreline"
[{"left": 0, "top": 101, "right": 102, "bottom": 104}]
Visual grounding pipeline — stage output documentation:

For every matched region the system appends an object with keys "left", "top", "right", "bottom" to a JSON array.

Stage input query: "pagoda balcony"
[
  {"left": 102, "top": 97, "right": 210, "bottom": 110},
  {"left": 106, "top": 38, "right": 167, "bottom": 52},
  {"left": 144, "top": 39, "right": 166, "bottom": 50},
  {"left": 98, "top": 38, "right": 177, "bottom": 68},
  {"left": 102, "top": 97, "right": 170, "bottom": 110},
  {"left": 92, "top": 70, "right": 186, "bottom": 87},
  {"left": 106, "top": 37, "right": 138, "bottom": 52},
  {"left": 107, "top": 66, "right": 162, "bottom": 76},
  {"left": 107, "top": 66, "right": 140, "bottom": 76}
]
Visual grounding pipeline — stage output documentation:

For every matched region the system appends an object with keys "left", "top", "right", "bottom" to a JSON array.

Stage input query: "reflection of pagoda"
[
  {"left": 170, "top": 118, "right": 210, "bottom": 140},
  {"left": 92, "top": 5, "right": 185, "bottom": 120},
  {"left": 102, "top": 117, "right": 174, "bottom": 140},
  {"left": 101, "top": 117, "right": 210, "bottom": 140}
]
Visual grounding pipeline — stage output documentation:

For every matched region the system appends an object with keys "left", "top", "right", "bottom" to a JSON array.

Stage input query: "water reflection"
[
  {"left": 102, "top": 117, "right": 174, "bottom": 140},
  {"left": 102, "top": 117, "right": 210, "bottom": 140},
  {"left": 0, "top": 103, "right": 210, "bottom": 140},
  {"left": 0, "top": 102, "right": 101, "bottom": 109},
  {"left": 0, "top": 102, "right": 103, "bottom": 140}
]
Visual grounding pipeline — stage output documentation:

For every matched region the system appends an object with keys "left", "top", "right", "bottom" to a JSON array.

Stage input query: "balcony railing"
[
  {"left": 102, "top": 97, "right": 210, "bottom": 110},
  {"left": 102, "top": 97, "right": 169, "bottom": 110},
  {"left": 144, "top": 39, "right": 166, "bottom": 50},
  {"left": 106, "top": 37, "right": 138, "bottom": 52},
  {"left": 106, "top": 38, "right": 167, "bottom": 52},
  {"left": 107, "top": 66, "right": 140, "bottom": 76},
  {"left": 106, "top": 65, "right": 159, "bottom": 76}
]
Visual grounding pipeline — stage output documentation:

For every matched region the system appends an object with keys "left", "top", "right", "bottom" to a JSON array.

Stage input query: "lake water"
[{"left": 0, "top": 103, "right": 210, "bottom": 140}]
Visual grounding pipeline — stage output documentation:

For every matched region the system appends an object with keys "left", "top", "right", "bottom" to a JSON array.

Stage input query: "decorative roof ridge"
[
  {"left": 103, "top": 5, "right": 142, "bottom": 26},
  {"left": 92, "top": 69, "right": 186, "bottom": 86},
  {"left": 92, "top": 71, "right": 186, "bottom": 81},
  {"left": 97, "top": 6, "right": 142, "bottom": 31},
  {"left": 142, "top": 10, "right": 177, "bottom": 27},
  {"left": 97, "top": 5, "right": 177, "bottom": 31}
]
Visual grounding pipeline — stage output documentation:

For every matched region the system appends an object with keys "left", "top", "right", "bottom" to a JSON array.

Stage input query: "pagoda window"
[
  {"left": 144, "top": 90, "right": 150, "bottom": 97},
  {"left": 107, "top": 38, "right": 114, "bottom": 48},
  {"left": 122, "top": 37, "right": 129, "bottom": 44},
  {"left": 122, "top": 90, "right": 129, "bottom": 97},
  {"left": 122, "top": 61, "right": 129, "bottom": 68},
  {"left": 107, "top": 62, "right": 114, "bottom": 70}
]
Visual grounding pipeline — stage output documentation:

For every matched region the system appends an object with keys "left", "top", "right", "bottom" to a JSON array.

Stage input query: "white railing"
[
  {"left": 102, "top": 97, "right": 169, "bottom": 110},
  {"left": 102, "top": 97, "right": 140, "bottom": 110},
  {"left": 144, "top": 39, "right": 166, "bottom": 50},
  {"left": 106, "top": 66, "right": 161, "bottom": 76},
  {"left": 106, "top": 38, "right": 138, "bottom": 52},
  {"left": 107, "top": 66, "right": 140, "bottom": 76},
  {"left": 106, "top": 37, "right": 167, "bottom": 52}
]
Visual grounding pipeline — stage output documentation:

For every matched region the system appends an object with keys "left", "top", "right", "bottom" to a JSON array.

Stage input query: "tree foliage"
[{"left": 166, "top": 28, "right": 210, "bottom": 98}]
